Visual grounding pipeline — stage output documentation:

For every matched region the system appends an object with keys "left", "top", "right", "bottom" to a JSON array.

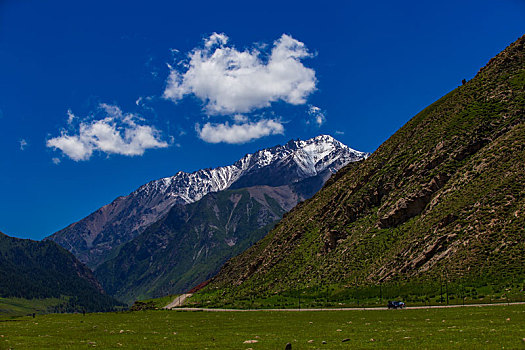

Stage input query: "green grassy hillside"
[{"left": 194, "top": 35, "right": 525, "bottom": 306}]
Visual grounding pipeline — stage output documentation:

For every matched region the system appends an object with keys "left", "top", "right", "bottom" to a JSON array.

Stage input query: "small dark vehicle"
[{"left": 387, "top": 301, "right": 406, "bottom": 309}]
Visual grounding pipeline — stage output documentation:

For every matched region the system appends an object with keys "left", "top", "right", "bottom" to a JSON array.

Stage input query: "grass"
[
  {"left": 0, "top": 297, "right": 66, "bottom": 317},
  {"left": 1, "top": 305, "right": 524, "bottom": 349},
  {"left": 190, "top": 281, "right": 525, "bottom": 310}
]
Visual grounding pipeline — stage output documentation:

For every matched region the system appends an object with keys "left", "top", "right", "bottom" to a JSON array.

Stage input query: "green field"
[
  {"left": 0, "top": 297, "right": 66, "bottom": 317},
  {"left": 1, "top": 305, "right": 524, "bottom": 349}
]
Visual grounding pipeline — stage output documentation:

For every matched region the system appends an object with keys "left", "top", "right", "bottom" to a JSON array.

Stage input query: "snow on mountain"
[
  {"left": 137, "top": 134, "right": 366, "bottom": 205},
  {"left": 47, "top": 135, "right": 368, "bottom": 267}
]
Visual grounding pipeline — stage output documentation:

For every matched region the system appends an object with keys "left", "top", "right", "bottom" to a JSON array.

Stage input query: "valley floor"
[{"left": 1, "top": 305, "right": 524, "bottom": 349}]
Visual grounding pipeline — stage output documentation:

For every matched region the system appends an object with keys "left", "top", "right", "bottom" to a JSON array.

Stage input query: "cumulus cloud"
[
  {"left": 164, "top": 33, "right": 317, "bottom": 115},
  {"left": 306, "top": 105, "right": 326, "bottom": 127},
  {"left": 197, "top": 119, "right": 284, "bottom": 144},
  {"left": 47, "top": 104, "right": 169, "bottom": 161},
  {"left": 204, "top": 32, "right": 228, "bottom": 49},
  {"left": 19, "top": 139, "right": 28, "bottom": 151}
]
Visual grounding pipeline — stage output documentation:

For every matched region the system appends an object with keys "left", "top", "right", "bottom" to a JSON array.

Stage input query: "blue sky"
[{"left": 0, "top": 0, "right": 523, "bottom": 240}]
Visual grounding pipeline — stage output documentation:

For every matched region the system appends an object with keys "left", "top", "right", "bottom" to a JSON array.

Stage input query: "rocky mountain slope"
[
  {"left": 48, "top": 135, "right": 367, "bottom": 268},
  {"left": 0, "top": 231, "right": 121, "bottom": 313},
  {"left": 197, "top": 35, "right": 525, "bottom": 303},
  {"left": 95, "top": 185, "right": 305, "bottom": 303}
]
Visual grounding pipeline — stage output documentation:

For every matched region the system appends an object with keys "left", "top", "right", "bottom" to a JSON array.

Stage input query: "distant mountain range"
[
  {"left": 47, "top": 135, "right": 368, "bottom": 302},
  {"left": 198, "top": 35, "right": 525, "bottom": 303},
  {"left": 0, "top": 231, "right": 121, "bottom": 314}
]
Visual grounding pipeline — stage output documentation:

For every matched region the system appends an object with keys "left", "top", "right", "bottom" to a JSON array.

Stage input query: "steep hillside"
[
  {"left": 0, "top": 232, "right": 121, "bottom": 313},
  {"left": 48, "top": 135, "right": 366, "bottom": 268},
  {"left": 96, "top": 184, "right": 307, "bottom": 303},
  {"left": 198, "top": 35, "right": 525, "bottom": 303}
]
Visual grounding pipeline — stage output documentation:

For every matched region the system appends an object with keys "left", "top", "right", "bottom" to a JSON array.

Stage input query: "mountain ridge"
[
  {"left": 48, "top": 135, "right": 368, "bottom": 268},
  {"left": 91, "top": 136, "right": 368, "bottom": 303}
]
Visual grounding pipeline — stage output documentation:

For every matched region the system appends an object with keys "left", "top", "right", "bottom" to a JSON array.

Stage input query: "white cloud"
[
  {"left": 335, "top": 130, "right": 345, "bottom": 135},
  {"left": 164, "top": 33, "right": 317, "bottom": 115},
  {"left": 306, "top": 105, "right": 326, "bottom": 127},
  {"left": 52, "top": 157, "right": 61, "bottom": 165},
  {"left": 67, "top": 109, "right": 75, "bottom": 125},
  {"left": 197, "top": 119, "right": 284, "bottom": 144},
  {"left": 19, "top": 139, "right": 28, "bottom": 151},
  {"left": 47, "top": 104, "right": 169, "bottom": 161},
  {"left": 204, "top": 32, "right": 228, "bottom": 49},
  {"left": 47, "top": 133, "right": 93, "bottom": 161},
  {"left": 233, "top": 114, "right": 248, "bottom": 123}
]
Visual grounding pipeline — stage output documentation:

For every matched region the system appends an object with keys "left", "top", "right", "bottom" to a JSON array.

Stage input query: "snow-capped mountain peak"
[
  {"left": 135, "top": 134, "right": 367, "bottom": 205},
  {"left": 48, "top": 135, "right": 368, "bottom": 267}
]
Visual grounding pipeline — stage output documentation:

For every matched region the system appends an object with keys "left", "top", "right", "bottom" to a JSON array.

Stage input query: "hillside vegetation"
[
  {"left": 195, "top": 35, "right": 525, "bottom": 305},
  {"left": 96, "top": 186, "right": 301, "bottom": 303},
  {"left": 0, "top": 232, "right": 121, "bottom": 314}
]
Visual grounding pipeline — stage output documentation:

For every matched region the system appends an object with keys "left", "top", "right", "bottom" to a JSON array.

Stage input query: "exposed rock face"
[
  {"left": 378, "top": 173, "right": 450, "bottom": 228},
  {"left": 47, "top": 135, "right": 367, "bottom": 268}
]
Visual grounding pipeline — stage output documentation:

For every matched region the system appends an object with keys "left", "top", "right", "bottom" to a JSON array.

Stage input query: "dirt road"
[
  {"left": 163, "top": 293, "right": 193, "bottom": 309},
  {"left": 164, "top": 301, "right": 525, "bottom": 312}
]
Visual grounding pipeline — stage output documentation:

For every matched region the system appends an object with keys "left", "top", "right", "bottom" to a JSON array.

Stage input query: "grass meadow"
[{"left": 1, "top": 304, "right": 524, "bottom": 349}]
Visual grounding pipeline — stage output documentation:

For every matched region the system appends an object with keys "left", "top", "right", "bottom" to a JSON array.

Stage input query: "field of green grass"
[
  {"left": 0, "top": 297, "right": 69, "bottom": 317},
  {"left": 1, "top": 305, "right": 524, "bottom": 349}
]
